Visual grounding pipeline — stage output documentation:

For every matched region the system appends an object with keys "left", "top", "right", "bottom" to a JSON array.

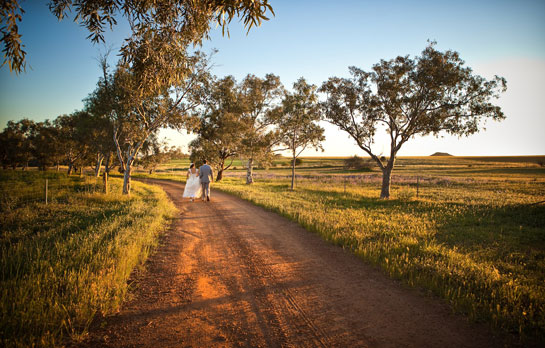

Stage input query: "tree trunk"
[
  {"left": 216, "top": 159, "right": 225, "bottom": 182},
  {"left": 123, "top": 160, "right": 132, "bottom": 195},
  {"left": 380, "top": 157, "right": 396, "bottom": 199},
  {"left": 290, "top": 154, "right": 296, "bottom": 190},
  {"left": 56, "top": 163, "right": 59, "bottom": 172},
  {"left": 103, "top": 172, "right": 109, "bottom": 194},
  {"left": 246, "top": 158, "right": 254, "bottom": 184},
  {"left": 79, "top": 166, "right": 83, "bottom": 177},
  {"left": 94, "top": 153, "right": 104, "bottom": 177},
  {"left": 104, "top": 152, "right": 112, "bottom": 173},
  {"left": 380, "top": 167, "right": 392, "bottom": 199},
  {"left": 67, "top": 163, "right": 73, "bottom": 175}
]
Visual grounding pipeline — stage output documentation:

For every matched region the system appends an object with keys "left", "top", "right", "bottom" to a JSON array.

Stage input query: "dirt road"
[{"left": 81, "top": 179, "right": 506, "bottom": 348}]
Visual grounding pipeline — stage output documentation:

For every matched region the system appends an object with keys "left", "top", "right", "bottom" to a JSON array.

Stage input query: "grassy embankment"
[
  {"left": 0, "top": 171, "right": 176, "bottom": 347},
  {"left": 139, "top": 156, "right": 545, "bottom": 343}
]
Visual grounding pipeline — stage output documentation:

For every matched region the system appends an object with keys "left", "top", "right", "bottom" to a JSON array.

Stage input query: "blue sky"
[{"left": 1, "top": 0, "right": 544, "bottom": 156}]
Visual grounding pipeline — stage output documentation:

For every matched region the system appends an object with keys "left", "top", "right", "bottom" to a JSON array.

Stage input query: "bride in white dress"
[{"left": 182, "top": 163, "right": 202, "bottom": 201}]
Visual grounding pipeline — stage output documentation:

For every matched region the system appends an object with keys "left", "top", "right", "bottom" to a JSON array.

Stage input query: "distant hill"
[{"left": 430, "top": 152, "right": 453, "bottom": 156}]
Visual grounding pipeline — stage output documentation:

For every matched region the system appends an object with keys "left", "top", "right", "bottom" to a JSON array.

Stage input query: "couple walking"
[{"left": 182, "top": 160, "right": 213, "bottom": 202}]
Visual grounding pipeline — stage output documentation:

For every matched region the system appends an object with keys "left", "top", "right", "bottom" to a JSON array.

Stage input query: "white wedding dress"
[{"left": 182, "top": 169, "right": 202, "bottom": 199}]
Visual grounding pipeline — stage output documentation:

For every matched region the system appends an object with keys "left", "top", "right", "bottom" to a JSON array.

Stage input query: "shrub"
[{"left": 343, "top": 155, "right": 372, "bottom": 171}]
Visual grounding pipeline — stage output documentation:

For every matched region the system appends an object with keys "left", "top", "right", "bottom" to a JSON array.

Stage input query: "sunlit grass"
[
  {"left": 121, "top": 156, "right": 545, "bottom": 342},
  {"left": 0, "top": 171, "right": 176, "bottom": 347},
  {"left": 209, "top": 175, "right": 545, "bottom": 342}
]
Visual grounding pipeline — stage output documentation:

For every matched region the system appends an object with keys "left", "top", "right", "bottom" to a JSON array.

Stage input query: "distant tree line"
[{"left": 0, "top": 115, "right": 186, "bottom": 176}]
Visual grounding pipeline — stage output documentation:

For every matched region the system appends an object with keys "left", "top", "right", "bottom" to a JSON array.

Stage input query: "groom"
[{"left": 199, "top": 159, "right": 214, "bottom": 202}]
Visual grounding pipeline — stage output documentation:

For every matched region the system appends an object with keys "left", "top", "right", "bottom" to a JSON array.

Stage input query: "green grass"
[{"left": 0, "top": 171, "right": 176, "bottom": 347}]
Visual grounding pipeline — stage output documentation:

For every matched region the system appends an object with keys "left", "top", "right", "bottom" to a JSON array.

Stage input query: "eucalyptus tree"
[
  {"left": 2, "top": 0, "right": 274, "bottom": 74},
  {"left": 190, "top": 75, "right": 245, "bottom": 181},
  {"left": 275, "top": 78, "right": 325, "bottom": 190},
  {"left": 239, "top": 74, "right": 285, "bottom": 184},
  {"left": 139, "top": 144, "right": 182, "bottom": 175},
  {"left": 54, "top": 111, "right": 94, "bottom": 175},
  {"left": 320, "top": 43, "right": 507, "bottom": 199},
  {"left": 29, "top": 120, "right": 64, "bottom": 171},
  {"left": 83, "top": 56, "right": 121, "bottom": 177},
  {"left": 106, "top": 52, "right": 211, "bottom": 194},
  {"left": 77, "top": 111, "right": 113, "bottom": 177},
  {"left": 0, "top": 119, "right": 34, "bottom": 169}
]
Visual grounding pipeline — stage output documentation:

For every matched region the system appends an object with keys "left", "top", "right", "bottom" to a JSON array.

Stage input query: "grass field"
[
  {"left": 135, "top": 155, "right": 545, "bottom": 343},
  {"left": 0, "top": 171, "right": 176, "bottom": 347}
]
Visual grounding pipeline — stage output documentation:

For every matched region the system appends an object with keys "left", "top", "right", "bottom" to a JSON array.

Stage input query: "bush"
[
  {"left": 343, "top": 155, "right": 372, "bottom": 171},
  {"left": 295, "top": 158, "right": 303, "bottom": 166}
]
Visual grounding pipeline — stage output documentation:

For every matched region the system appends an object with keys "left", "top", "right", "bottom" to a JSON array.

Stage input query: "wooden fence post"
[{"left": 103, "top": 172, "right": 109, "bottom": 194}]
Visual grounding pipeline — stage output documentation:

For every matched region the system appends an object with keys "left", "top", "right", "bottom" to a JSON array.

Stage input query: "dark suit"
[{"left": 199, "top": 164, "right": 213, "bottom": 199}]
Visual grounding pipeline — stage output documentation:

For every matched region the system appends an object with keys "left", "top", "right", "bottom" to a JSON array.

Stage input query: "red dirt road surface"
[{"left": 79, "top": 179, "right": 509, "bottom": 348}]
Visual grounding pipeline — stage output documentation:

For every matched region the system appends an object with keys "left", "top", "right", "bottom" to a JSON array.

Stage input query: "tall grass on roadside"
[
  {"left": 0, "top": 171, "right": 176, "bottom": 347},
  {"left": 213, "top": 176, "right": 545, "bottom": 343}
]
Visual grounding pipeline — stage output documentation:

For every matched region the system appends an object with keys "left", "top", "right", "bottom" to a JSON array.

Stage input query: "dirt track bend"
[{"left": 79, "top": 178, "right": 505, "bottom": 348}]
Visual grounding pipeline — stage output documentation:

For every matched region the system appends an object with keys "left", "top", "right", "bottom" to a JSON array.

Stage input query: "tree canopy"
[
  {"left": 1, "top": 0, "right": 274, "bottom": 74},
  {"left": 276, "top": 78, "right": 325, "bottom": 190},
  {"left": 190, "top": 75, "right": 245, "bottom": 181},
  {"left": 238, "top": 73, "right": 284, "bottom": 184},
  {"left": 320, "top": 43, "right": 507, "bottom": 198}
]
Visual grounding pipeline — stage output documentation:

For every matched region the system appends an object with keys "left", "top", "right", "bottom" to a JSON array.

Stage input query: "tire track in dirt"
[
  {"left": 209, "top": 200, "right": 331, "bottom": 347},
  {"left": 77, "top": 179, "right": 513, "bottom": 348}
]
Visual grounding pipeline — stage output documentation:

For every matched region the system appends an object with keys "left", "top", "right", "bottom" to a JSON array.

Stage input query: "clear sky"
[{"left": 1, "top": 0, "right": 544, "bottom": 156}]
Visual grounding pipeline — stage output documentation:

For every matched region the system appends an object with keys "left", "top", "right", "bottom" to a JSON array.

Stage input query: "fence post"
[
  {"left": 45, "top": 179, "right": 48, "bottom": 205},
  {"left": 103, "top": 172, "right": 108, "bottom": 194},
  {"left": 416, "top": 176, "right": 420, "bottom": 198}
]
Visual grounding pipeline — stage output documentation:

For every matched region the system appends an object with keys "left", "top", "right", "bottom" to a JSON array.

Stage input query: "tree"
[
  {"left": 104, "top": 52, "right": 210, "bottom": 194},
  {"left": 0, "top": 119, "right": 33, "bottom": 169},
  {"left": 239, "top": 74, "right": 285, "bottom": 184},
  {"left": 190, "top": 75, "right": 245, "bottom": 181},
  {"left": 1, "top": 0, "right": 274, "bottom": 74},
  {"left": 320, "top": 43, "right": 507, "bottom": 198},
  {"left": 83, "top": 55, "right": 120, "bottom": 177},
  {"left": 275, "top": 78, "right": 325, "bottom": 190},
  {"left": 29, "top": 120, "right": 64, "bottom": 171},
  {"left": 54, "top": 111, "right": 94, "bottom": 175},
  {"left": 139, "top": 144, "right": 183, "bottom": 175}
]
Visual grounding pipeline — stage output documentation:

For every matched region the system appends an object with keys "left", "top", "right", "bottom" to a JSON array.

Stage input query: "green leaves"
[
  {"left": 320, "top": 43, "right": 507, "bottom": 198},
  {"left": 278, "top": 78, "right": 325, "bottom": 157},
  {"left": 2, "top": 0, "right": 274, "bottom": 74},
  {"left": 0, "top": 0, "right": 26, "bottom": 73}
]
